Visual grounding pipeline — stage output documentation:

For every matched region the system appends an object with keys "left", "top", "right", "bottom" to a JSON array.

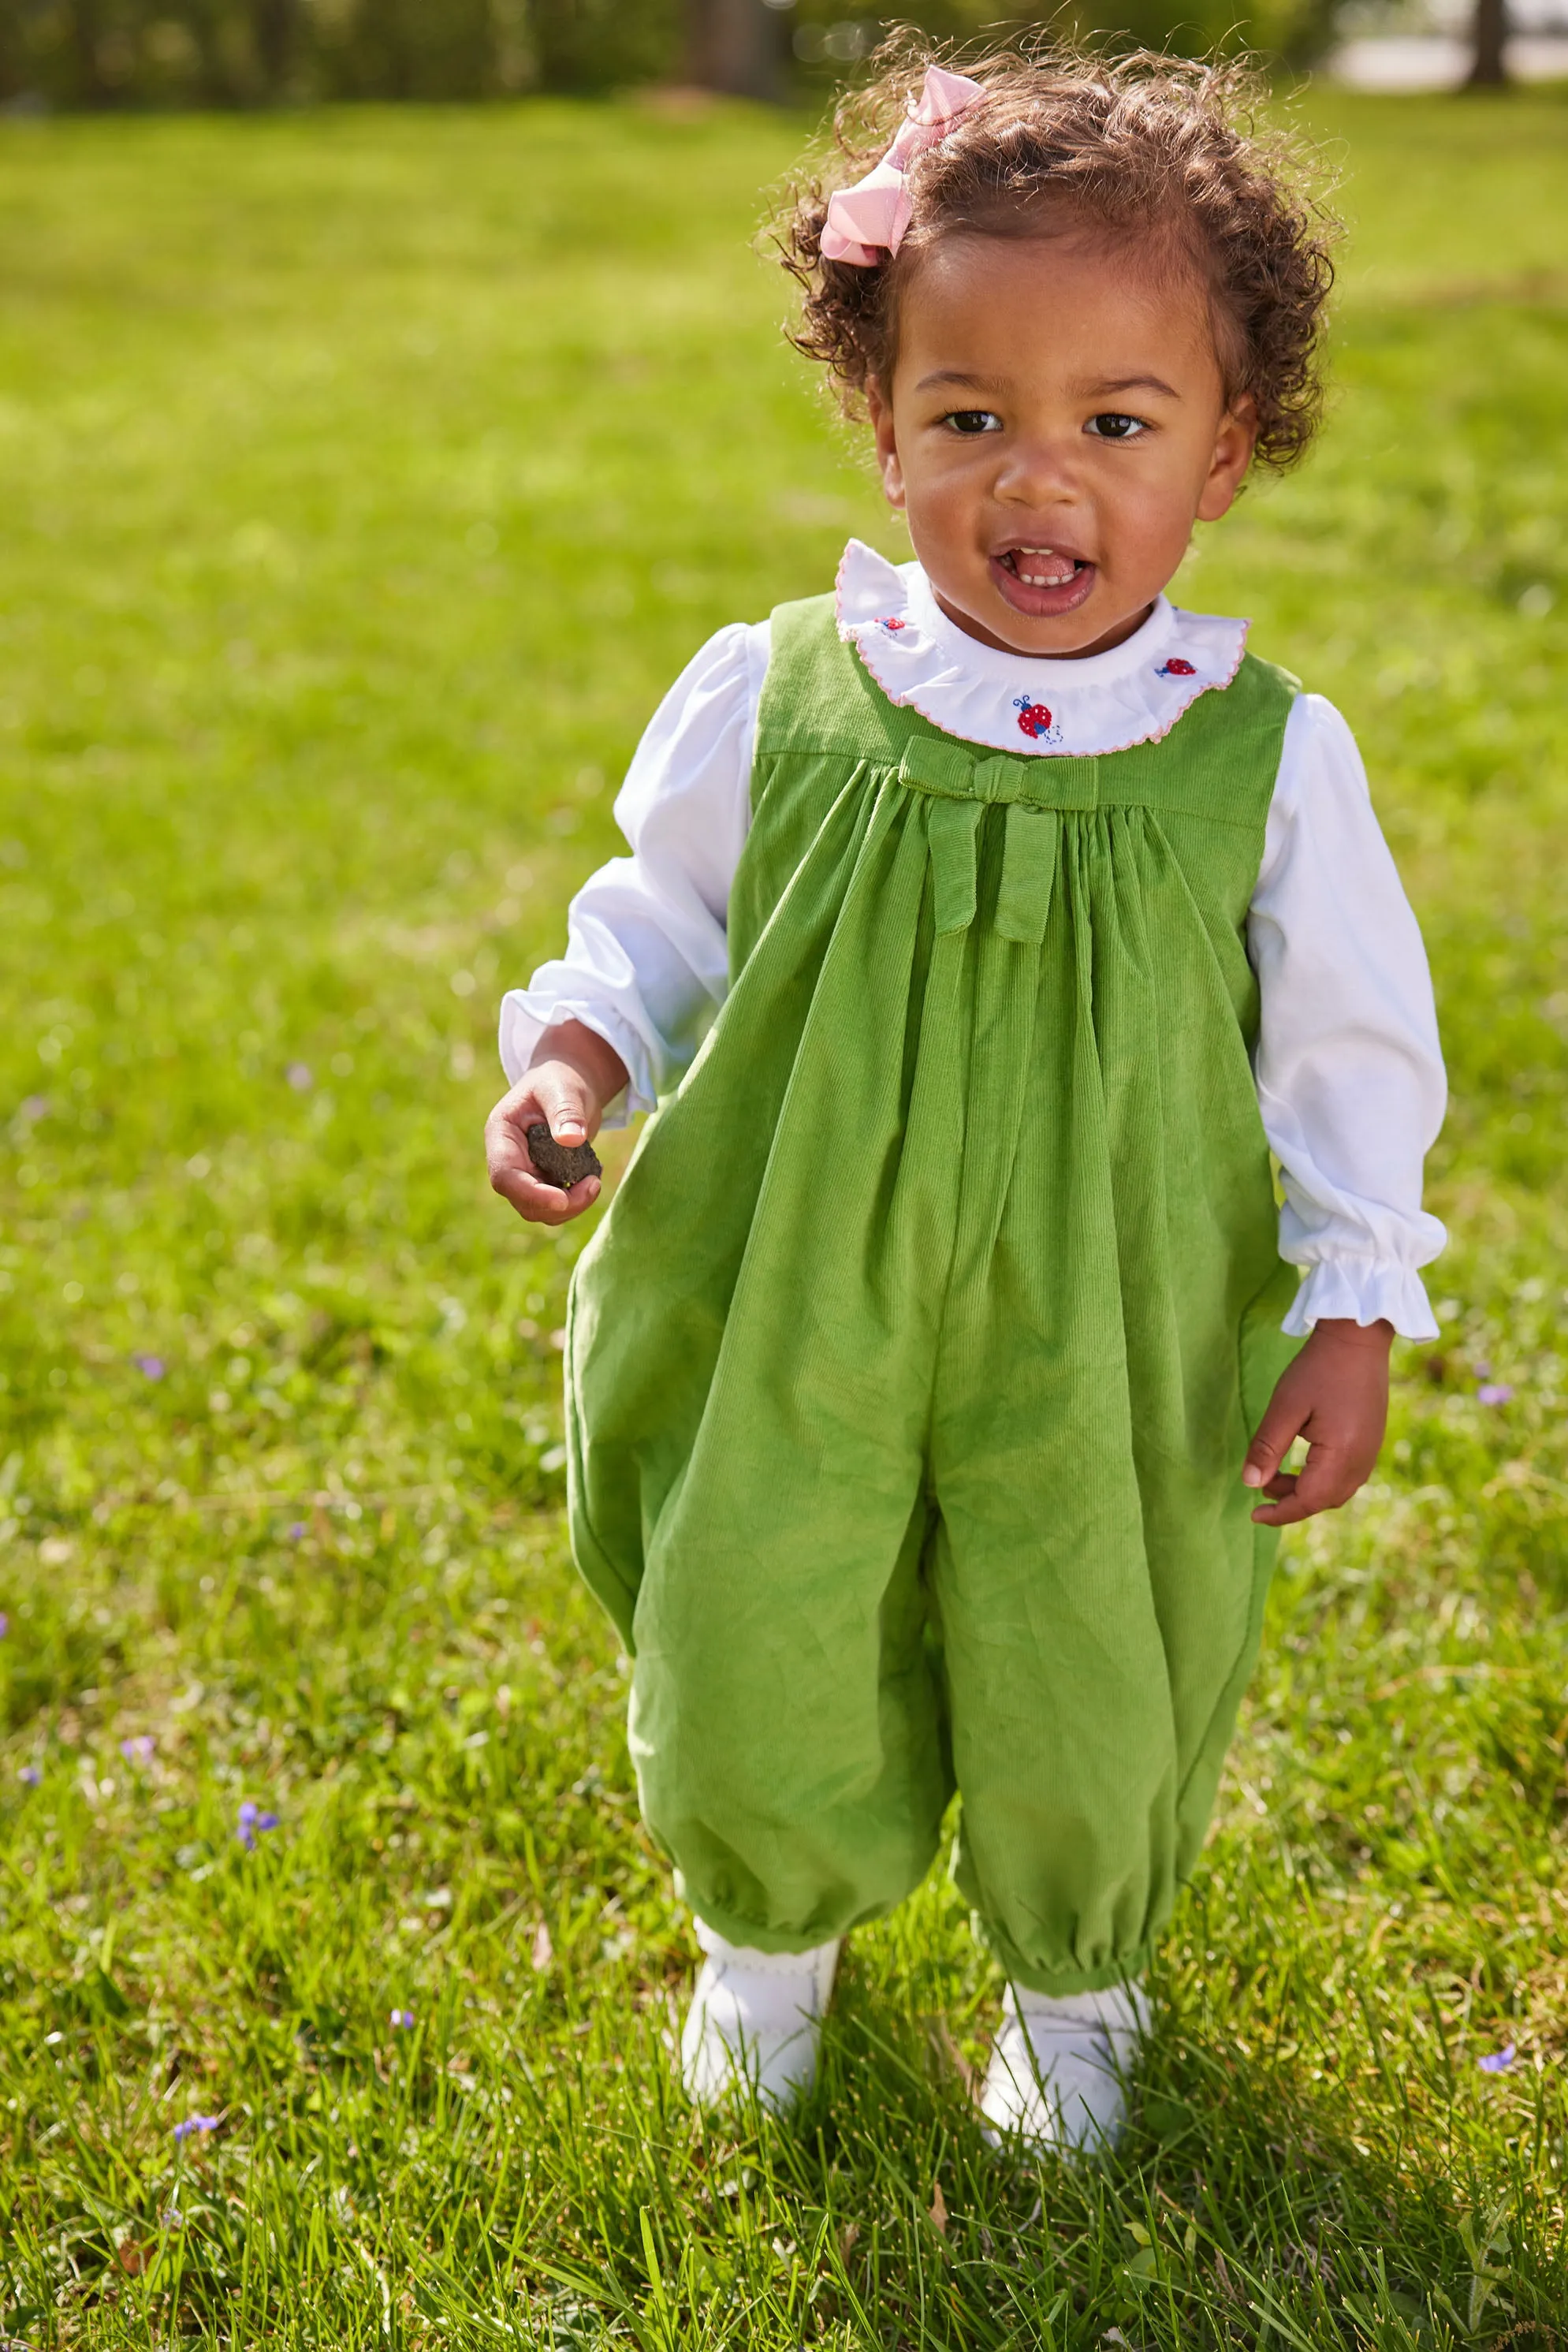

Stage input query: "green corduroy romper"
[{"left": 564, "top": 591, "right": 1302, "bottom": 1995}]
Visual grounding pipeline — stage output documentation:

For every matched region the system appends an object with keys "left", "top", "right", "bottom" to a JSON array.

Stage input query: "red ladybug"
[
  {"left": 1158, "top": 657, "right": 1196, "bottom": 677},
  {"left": 1013, "top": 697, "right": 1053, "bottom": 739}
]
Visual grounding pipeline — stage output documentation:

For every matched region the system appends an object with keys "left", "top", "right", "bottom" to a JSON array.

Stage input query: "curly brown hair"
[{"left": 777, "top": 35, "right": 1339, "bottom": 473}]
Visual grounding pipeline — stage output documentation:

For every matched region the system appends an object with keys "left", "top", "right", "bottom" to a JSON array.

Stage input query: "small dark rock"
[{"left": 526, "top": 1121, "right": 602, "bottom": 1191}]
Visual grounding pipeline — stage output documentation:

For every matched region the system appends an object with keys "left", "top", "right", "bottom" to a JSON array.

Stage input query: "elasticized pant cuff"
[
  {"left": 973, "top": 1909, "right": 1153, "bottom": 1999},
  {"left": 676, "top": 1874, "right": 893, "bottom": 1960}
]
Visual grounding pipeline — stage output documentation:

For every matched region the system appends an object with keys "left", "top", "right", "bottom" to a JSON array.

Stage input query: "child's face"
[{"left": 867, "top": 230, "right": 1256, "bottom": 660}]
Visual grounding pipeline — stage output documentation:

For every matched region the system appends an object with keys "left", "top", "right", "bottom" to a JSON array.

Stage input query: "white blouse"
[{"left": 501, "top": 541, "right": 1447, "bottom": 1340}]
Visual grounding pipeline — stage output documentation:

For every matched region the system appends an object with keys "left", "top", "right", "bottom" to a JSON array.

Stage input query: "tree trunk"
[
  {"left": 686, "top": 0, "right": 783, "bottom": 101},
  {"left": 1466, "top": 0, "right": 1509, "bottom": 85},
  {"left": 69, "top": 0, "right": 109, "bottom": 106},
  {"left": 252, "top": 0, "right": 299, "bottom": 97}
]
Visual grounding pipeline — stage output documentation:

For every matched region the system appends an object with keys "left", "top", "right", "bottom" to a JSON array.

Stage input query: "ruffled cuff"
[
  {"left": 497, "top": 989, "right": 657, "bottom": 1128},
  {"left": 1281, "top": 1256, "right": 1440, "bottom": 1343}
]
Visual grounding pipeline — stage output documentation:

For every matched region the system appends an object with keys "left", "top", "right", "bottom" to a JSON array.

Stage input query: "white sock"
[
  {"left": 980, "top": 1980, "right": 1150, "bottom": 2155},
  {"left": 679, "top": 1921, "right": 840, "bottom": 2113}
]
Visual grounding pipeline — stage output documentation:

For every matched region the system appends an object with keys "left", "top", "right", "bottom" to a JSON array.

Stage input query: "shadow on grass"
[
  {"left": 6, "top": 1950, "right": 1567, "bottom": 2347},
  {"left": 521, "top": 1969, "right": 1568, "bottom": 2350}
]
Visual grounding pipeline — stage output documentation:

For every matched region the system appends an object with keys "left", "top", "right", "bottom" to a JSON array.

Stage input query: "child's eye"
[
  {"left": 1085, "top": 412, "right": 1149, "bottom": 441},
  {"left": 943, "top": 409, "right": 1003, "bottom": 436}
]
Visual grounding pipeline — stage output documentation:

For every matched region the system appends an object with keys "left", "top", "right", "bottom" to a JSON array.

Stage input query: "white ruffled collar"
[{"left": 834, "top": 539, "right": 1249, "bottom": 759}]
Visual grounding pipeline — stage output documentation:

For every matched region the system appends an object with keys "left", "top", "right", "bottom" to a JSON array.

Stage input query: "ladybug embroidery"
[
  {"left": 1156, "top": 656, "right": 1196, "bottom": 678},
  {"left": 877, "top": 616, "right": 907, "bottom": 633},
  {"left": 1012, "top": 695, "right": 1057, "bottom": 742}
]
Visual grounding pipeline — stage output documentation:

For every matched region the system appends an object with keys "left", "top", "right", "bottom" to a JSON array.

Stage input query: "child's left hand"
[{"left": 1242, "top": 1318, "right": 1394, "bottom": 1526}]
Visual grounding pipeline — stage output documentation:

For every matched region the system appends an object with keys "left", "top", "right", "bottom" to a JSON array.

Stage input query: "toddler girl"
[{"left": 486, "top": 44, "right": 1445, "bottom": 2154}]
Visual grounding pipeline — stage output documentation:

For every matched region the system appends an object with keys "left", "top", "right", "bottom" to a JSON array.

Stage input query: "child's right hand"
[{"left": 485, "top": 1019, "right": 628, "bottom": 1228}]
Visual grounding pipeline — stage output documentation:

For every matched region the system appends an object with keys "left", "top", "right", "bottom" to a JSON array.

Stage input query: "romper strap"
[
  {"left": 996, "top": 807, "right": 1059, "bottom": 945},
  {"left": 928, "top": 798, "right": 981, "bottom": 935}
]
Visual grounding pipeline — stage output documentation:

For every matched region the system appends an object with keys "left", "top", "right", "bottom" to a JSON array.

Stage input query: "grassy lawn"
[{"left": 2, "top": 80, "right": 1567, "bottom": 2348}]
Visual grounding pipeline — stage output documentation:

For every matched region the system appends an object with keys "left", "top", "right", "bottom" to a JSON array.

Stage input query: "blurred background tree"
[
  {"left": 1466, "top": 0, "right": 1509, "bottom": 84},
  {"left": 0, "top": 0, "right": 1352, "bottom": 111}
]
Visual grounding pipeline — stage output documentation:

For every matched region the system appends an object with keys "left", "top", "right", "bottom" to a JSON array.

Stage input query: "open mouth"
[{"left": 991, "top": 545, "right": 1097, "bottom": 617}]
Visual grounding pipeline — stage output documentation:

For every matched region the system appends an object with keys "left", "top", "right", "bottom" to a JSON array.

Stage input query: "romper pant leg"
[
  {"left": 926, "top": 810, "right": 1285, "bottom": 1994},
  {"left": 619, "top": 800, "right": 970, "bottom": 1952},
  {"left": 631, "top": 1470, "right": 947, "bottom": 1954}
]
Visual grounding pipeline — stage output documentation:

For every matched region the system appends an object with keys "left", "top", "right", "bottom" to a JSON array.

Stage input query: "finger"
[
  {"left": 486, "top": 1101, "right": 575, "bottom": 1187},
  {"left": 490, "top": 1161, "right": 571, "bottom": 1223},
  {"left": 490, "top": 1164, "right": 600, "bottom": 1226},
  {"left": 485, "top": 1113, "right": 543, "bottom": 1190},
  {"left": 1250, "top": 1445, "right": 1358, "bottom": 1526},
  {"left": 1248, "top": 1471, "right": 1298, "bottom": 1523},
  {"left": 486, "top": 1121, "right": 597, "bottom": 1218},
  {"left": 528, "top": 1064, "right": 598, "bottom": 1146},
  {"left": 485, "top": 1098, "right": 542, "bottom": 1169},
  {"left": 1242, "top": 1385, "right": 1308, "bottom": 1492}
]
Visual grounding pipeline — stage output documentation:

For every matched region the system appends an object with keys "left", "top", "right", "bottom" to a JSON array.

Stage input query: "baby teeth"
[{"left": 1006, "top": 546, "right": 1082, "bottom": 587}]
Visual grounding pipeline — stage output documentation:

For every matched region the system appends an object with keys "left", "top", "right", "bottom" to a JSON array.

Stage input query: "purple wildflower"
[
  {"left": 20, "top": 1094, "right": 48, "bottom": 1121},
  {"left": 285, "top": 1062, "right": 313, "bottom": 1092},
  {"left": 19, "top": 1764, "right": 41, "bottom": 1787},
  {"left": 0, "top": 1612, "right": 8, "bottom": 1638},
  {"left": 120, "top": 1735, "right": 156, "bottom": 1765},
  {"left": 237, "top": 1799, "right": 280, "bottom": 1851},
  {"left": 133, "top": 1354, "right": 166, "bottom": 1381},
  {"left": 287, "top": 1522, "right": 306, "bottom": 1541},
  {"left": 1477, "top": 1382, "right": 1514, "bottom": 1407},
  {"left": 172, "top": 2115, "right": 219, "bottom": 2141},
  {"left": 389, "top": 2008, "right": 415, "bottom": 2029},
  {"left": 1479, "top": 2044, "right": 1516, "bottom": 2074}
]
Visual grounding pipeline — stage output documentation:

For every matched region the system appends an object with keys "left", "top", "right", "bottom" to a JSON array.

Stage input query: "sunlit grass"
[{"left": 1, "top": 86, "right": 1567, "bottom": 2346}]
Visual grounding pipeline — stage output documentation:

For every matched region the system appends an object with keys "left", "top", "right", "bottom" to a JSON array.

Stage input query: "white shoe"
[
  {"left": 679, "top": 1921, "right": 840, "bottom": 2114},
  {"left": 980, "top": 1981, "right": 1150, "bottom": 2155}
]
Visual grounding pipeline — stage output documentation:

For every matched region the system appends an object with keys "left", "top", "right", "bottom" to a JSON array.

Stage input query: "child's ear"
[
  {"left": 1197, "top": 395, "right": 1258, "bottom": 523},
  {"left": 866, "top": 378, "right": 906, "bottom": 511}
]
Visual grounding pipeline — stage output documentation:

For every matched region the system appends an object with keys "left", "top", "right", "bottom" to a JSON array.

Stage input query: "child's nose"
[{"left": 993, "top": 436, "right": 1082, "bottom": 505}]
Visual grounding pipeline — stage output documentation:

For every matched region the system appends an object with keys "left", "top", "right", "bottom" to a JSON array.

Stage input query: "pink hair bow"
[{"left": 821, "top": 65, "right": 987, "bottom": 267}]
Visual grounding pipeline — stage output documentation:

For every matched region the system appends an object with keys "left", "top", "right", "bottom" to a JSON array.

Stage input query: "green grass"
[{"left": 2, "top": 81, "right": 1567, "bottom": 2348}]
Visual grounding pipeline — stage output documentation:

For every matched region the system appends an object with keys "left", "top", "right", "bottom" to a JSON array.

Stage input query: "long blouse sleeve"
[
  {"left": 1248, "top": 692, "right": 1447, "bottom": 1340},
  {"left": 497, "top": 621, "right": 767, "bottom": 1122}
]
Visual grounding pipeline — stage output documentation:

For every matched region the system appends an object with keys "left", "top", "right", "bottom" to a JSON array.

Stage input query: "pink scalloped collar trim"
[{"left": 832, "top": 539, "right": 1250, "bottom": 759}]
